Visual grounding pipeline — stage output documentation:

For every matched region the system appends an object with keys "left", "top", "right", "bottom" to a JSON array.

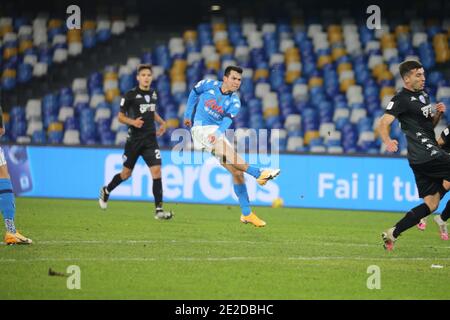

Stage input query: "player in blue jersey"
[
  {"left": 0, "top": 106, "right": 32, "bottom": 244},
  {"left": 183, "top": 66, "right": 281, "bottom": 227}
]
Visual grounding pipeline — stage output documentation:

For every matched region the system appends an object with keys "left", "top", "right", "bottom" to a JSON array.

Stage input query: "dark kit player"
[
  {"left": 99, "top": 64, "right": 173, "bottom": 220},
  {"left": 377, "top": 60, "right": 449, "bottom": 250}
]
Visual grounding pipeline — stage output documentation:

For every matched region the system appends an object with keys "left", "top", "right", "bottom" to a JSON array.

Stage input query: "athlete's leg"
[
  {"left": 99, "top": 139, "right": 138, "bottom": 209},
  {"left": 433, "top": 180, "right": 450, "bottom": 240},
  {"left": 0, "top": 162, "right": 32, "bottom": 244},
  {"left": 149, "top": 165, "right": 163, "bottom": 209},
  {"left": 221, "top": 162, "right": 266, "bottom": 227},
  {"left": 214, "top": 137, "right": 280, "bottom": 185}
]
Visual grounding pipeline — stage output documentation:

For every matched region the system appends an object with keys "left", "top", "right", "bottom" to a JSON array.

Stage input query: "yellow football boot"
[
  {"left": 4, "top": 231, "right": 33, "bottom": 245},
  {"left": 256, "top": 168, "right": 281, "bottom": 186},
  {"left": 240, "top": 212, "right": 266, "bottom": 227}
]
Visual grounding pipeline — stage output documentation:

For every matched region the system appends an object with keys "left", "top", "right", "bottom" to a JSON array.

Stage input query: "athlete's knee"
[
  {"left": 150, "top": 166, "right": 162, "bottom": 179},
  {"left": 444, "top": 180, "right": 450, "bottom": 191},
  {"left": 232, "top": 171, "right": 244, "bottom": 184},
  {"left": 0, "top": 165, "right": 10, "bottom": 179},
  {"left": 120, "top": 169, "right": 132, "bottom": 180},
  {"left": 424, "top": 196, "right": 440, "bottom": 213}
]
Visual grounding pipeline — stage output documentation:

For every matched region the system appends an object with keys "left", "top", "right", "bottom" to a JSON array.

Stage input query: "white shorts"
[
  {"left": 0, "top": 147, "right": 6, "bottom": 166},
  {"left": 191, "top": 125, "right": 232, "bottom": 153}
]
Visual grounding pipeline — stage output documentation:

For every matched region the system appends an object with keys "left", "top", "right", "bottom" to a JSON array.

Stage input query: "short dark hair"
[
  {"left": 224, "top": 65, "right": 243, "bottom": 77},
  {"left": 137, "top": 64, "right": 152, "bottom": 74},
  {"left": 399, "top": 60, "right": 423, "bottom": 79}
]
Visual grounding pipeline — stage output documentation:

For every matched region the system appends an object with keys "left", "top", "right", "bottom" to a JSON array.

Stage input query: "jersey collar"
[
  {"left": 402, "top": 87, "right": 423, "bottom": 96},
  {"left": 219, "top": 84, "right": 233, "bottom": 96},
  {"left": 137, "top": 86, "right": 151, "bottom": 94}
]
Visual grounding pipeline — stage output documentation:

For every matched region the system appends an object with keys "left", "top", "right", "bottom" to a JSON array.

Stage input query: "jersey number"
[{"left": 155, "top": 149, "right": 161, "bottom": 159}]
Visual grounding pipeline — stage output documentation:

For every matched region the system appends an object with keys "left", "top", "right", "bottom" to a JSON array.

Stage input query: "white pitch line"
[
  {"left": 288, "top": 256, "right": 450, "bottom": 261},
  {"left": 2, "top": 239, "right": 449, "bottom": 250},
  {"left": 0, "top": 256, "right": 450, "bottom": 263}
]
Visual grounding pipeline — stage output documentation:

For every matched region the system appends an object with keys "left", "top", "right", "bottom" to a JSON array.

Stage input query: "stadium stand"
[{"left": 2, "top": 0, "right": 450, "bottom": 155}]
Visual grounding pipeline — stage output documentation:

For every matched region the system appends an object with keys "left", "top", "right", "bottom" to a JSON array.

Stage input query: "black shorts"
[
  {"left": 410, "top": 154, "right": 450, "bottom": 198},
  {"left": 123, "top": 138, "right": 161, "bottom": 170}
]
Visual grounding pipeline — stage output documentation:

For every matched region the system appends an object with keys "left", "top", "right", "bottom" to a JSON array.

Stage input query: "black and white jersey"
[
  {"left": 120, "top": 87, "right": 158, "bottom": 140},
  {"left": 385, "top": 87, "right": 446, "bottom": 164}
]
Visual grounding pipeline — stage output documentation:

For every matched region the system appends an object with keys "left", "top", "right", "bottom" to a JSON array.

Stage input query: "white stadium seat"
[
  {"left": 58, "top": 106, "right": 74, "bottom": 122},
  {"left": 284, "top": 114, "right": 302, "bottom": 132},
  {"left": 33, "top": 62, "right": 48, "bottom": 77},
  {"left": 319, "top": 123, "right": 336, "bottom": 138},
  {"left": 111, "top": 20, "right": 126, "bottom": 35},
  {"left": 63, "top": 129, "right": 80, "bottom": 145},
  {"left": 26, "top": 121, "right": 43, "bottom": 136},
  {"left": 287, "top": 136, "right": 304, "bottom": 151},
  {"left": 95, "top": 108, "right": 112, "bottom": 122},
  {"left": 68, "top": 42, "right": 82, "bottom": 56},
  {"left": 72, "top": 78, "right": 87, "bottom": 93},
  {"left": 25, "top": 99, "right": 42, "bottom": 120},
  {"left": 53, "top": 48, "right": 68, "bottom": 63}
]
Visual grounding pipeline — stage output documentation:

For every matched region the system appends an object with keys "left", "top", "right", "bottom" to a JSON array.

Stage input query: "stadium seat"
[
  {"left": 58, "top": 106, "right": 74, "bottom": 122},
  {"left": 26, "top": 120, "right": 43, "bottom": 136},
  {"left": 63, "top": 129, "right": 80, "bottom": 145},
  {"left": 25, "top": 99, "right": 42, "bottom": 120}
]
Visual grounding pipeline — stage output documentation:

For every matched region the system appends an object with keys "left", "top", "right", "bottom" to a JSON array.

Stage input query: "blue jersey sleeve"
[{"left": 184, "top": 89, "right": 199, "bottom": 121}]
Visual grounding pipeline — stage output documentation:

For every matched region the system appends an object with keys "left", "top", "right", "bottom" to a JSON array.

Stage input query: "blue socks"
[
  {"left": 245, "top": 166, "right": 261, "bottom": 179},
  {"left": 233, "top": 183, "right": 251, "bottom": 216},
  {"left": 0, "top": 179, "right": 16, "bottom": 234}
]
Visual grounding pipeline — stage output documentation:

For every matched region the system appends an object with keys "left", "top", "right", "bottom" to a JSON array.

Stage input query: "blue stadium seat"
[
  {"left": 48, "top": 131, "right": 63, "bottom": 144},
  {"left": 32, "top": 130, "right": 47, "bottom": 144}
]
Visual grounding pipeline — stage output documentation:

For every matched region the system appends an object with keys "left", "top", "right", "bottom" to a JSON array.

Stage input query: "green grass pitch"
[{"left": 1, "top": 198, "right": 449, "bottom": 299}]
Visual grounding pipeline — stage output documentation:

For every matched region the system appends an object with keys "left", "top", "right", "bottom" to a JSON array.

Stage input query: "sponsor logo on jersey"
[
  {"left": 411, "top": 97, "right": 417, "bottom": 101},
  {"left": 204, "top": 99, "right": 224, "bottom": 114},
  {"left": 139, "top": 104, "right": 156, "bottom": 113},
  {"left": 421, "top": 104, "right": 432, "bottom": 118},
  {"left": 136, "top": 94, "right": 143, "bottom": 99},
  {"left": 419, "top": 95, "right": 426, "bottom": 104}
]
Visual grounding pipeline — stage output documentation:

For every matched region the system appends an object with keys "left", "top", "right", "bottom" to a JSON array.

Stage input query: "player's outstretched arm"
[{"left": 377, "top": 113, "right": 398, "bottom": 153}]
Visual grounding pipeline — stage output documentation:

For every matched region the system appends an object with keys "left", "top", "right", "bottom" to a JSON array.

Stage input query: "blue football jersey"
[{"left": 185, "top": 79, "right": 241, "bottom": 129}]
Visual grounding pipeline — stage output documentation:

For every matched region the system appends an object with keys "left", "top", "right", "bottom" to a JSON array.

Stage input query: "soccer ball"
[{"left": 272, "top": 197, "right": 284, "bottom": 208}]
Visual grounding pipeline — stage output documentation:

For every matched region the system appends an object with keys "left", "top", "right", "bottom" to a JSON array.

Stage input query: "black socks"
[
  {"left": 153, "top": 178, "right": 163, "bottom": 209},
  {"left": 106, "top": 174, "right": 124, "bottom": 193},
  {"left": 440, "top": 200, "right": 450, "bottom": 222},
  {"left": 393, "top": 203, "right": 431, "bottom": 238},
  {"left": 106, "top": 174, "right": 163, "bottom": 210}
]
